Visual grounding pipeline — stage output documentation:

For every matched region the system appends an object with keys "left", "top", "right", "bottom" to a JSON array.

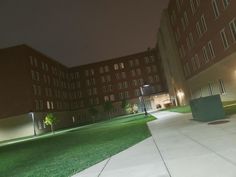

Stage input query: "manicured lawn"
[
  {"left": 162, "top": 105, "right": 191, "bottom": 113},
  {"left": 223, "top": 100, "right": 236, "bottom": 115},
  {"left": 0, "top": 114, "right": 155, "bottom": 177},
  {"left": 163, "top": 101, "right": 236, "bottom": 115}
]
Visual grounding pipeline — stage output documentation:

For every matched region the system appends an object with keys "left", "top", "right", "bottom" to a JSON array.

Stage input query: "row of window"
[
  {"left": 34, "top": 84, "right": 163, "bottom": 110},
  {"left": 183, "top": 40, "right": 215, "bottom": 77},
  {"left": 35, "top": 100, "right": 71, "bottom": 111},
  {"left": 192, "top": 79, "right": 226, "bottom": 99},
  {"left": 182, "top": 18, "right": 236, "bottom": 77},
  {"left": 171, "top": 0, "right": 200, "bottom": 26},
  {"left": 220, "top": 19, "right": 236, "bottom": 49},
  {"left": 212, "top": 0, "right": 230, "bottom": 18}
]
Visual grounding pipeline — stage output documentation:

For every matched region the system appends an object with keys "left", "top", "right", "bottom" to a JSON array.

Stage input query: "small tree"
[
  {"left": 125, "top": 103, "right": 133, "bottom": 114},
  {"left": 44, "top": 113, "right": 57, "bottom": 134},
  {"left": 121, "top": 99, "right": 132, "bottom": 114},
  {"left": 103, "top": 101, "right": 113, "bottom": 119},
  {"left": 132, "top": 104, "right": 139, "bottom": 114},
  {"left": 88, "top": 107, "right": 99, "bottom": 123}
]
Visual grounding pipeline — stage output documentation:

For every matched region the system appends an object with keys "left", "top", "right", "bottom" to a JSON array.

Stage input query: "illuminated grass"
[{"left": 0, "top": 114, "right": 155, "bottom": 177}]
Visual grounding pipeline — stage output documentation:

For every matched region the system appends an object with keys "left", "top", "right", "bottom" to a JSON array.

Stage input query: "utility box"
[{"left": 190, "top": 95, "right": 225, "bottom": 122}]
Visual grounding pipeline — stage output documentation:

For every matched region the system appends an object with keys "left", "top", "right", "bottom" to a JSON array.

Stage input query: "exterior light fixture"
[
  {"left": 29, "top": 112, "right": 36, "bottom": 136},
  {"left": 177, "top": 90, "right": 184, "bottom": 98},
  {"left": 140, "top": 85, "right": 148, "bottom": 116}
]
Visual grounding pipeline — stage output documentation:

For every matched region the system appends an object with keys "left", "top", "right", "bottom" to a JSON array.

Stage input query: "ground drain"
[{"left": 208, "top": 120, "right": 230, "bottom": 125}]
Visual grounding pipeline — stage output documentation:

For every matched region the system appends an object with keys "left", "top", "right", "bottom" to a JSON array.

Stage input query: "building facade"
[
  {"left": 0, "top": 45, "right": 168, "bottom": 141},
  {"left": 159, "top": 0, "right": 236, "bottom": 103}
]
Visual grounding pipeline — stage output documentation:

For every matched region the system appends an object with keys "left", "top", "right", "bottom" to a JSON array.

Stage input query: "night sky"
[{"left": 0, "top": 0, "right": 168, "bottom": 67}]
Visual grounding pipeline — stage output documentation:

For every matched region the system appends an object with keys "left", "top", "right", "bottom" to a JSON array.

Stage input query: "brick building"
[
  {"left": 158, "top": 0, "right": 236, "bottom": 103},
  {"left": 0, "top": 45, "right": 168, "bottom": 141}
]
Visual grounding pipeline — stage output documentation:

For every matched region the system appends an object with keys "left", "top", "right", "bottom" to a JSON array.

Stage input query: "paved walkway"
[{"left": 73, "top": 111, "right": 236, "bottom": 177}]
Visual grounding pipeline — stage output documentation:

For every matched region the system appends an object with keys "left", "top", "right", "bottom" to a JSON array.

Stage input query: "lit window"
[
  {"left": 51, "top": 101, "right": 54, "bottom": 109},
  {"left": 212, "top": 0, "right": 220, "bottom": 18},
  {"left": 229, "top": 18, "right": 236, "bottom": 42},
  {"left": 202, "top": 46, "right": 209, "bottom": 63},
  {"left": 208, "top": 83, "right": 213, "bottom": 95},
  {"left": 219, "top": 79, "right": 226, "bottom": 94},
  {"left": 104, "top": 96, "right": 109, "bottom": 101},
  {"left": 120, "top": 62, "right": 125, "bottom": 69},
  {"left": 110, "top": 94, "right": 115, "bottom": 101},
  {"left": 196, "top": 21, "right": 202, "bottom": 37},
  {"left": 220, "top": 28, "right": 229, "bottom": 49},
  {"left": 208, "top": 41, "right": 215, "bottom": 58},
  {"left": 201, "top": 15, "right": 207, "bottom": 33},
  {"left": 114, "top": 64, "right": 119, "bottom": 70},
  {"left": 190, "top": 0, "right": 196, "bottom": 14},
  {"left": 222, "top": 0, "right": 230, "bottom": 9},
  {"left": 195, "top": 54, "right": 201, "bottom": 68},
  {"left": 47, "top": 101, "right": 51, "bottom": 109}
]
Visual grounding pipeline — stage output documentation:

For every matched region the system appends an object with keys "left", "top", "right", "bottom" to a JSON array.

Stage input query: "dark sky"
[{"left": 0, "top": 0, "right": 168, "bottom": 67}]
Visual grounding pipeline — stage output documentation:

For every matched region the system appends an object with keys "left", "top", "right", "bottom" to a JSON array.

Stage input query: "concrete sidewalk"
[{"left": 73, "top": 111, "right": 236, "bottom": 177}]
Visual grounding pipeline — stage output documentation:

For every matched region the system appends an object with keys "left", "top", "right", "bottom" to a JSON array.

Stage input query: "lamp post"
[
  {"left": 140, "top": 84, "right": 149, "bottom": 116},
  {"left": 30, "top": 112, "right": 36, "bottom": 136}
]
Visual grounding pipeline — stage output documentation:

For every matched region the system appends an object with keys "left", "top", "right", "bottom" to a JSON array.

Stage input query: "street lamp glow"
[
  {"left": 29, "top": 112, "right": 36, "bottom": 136},
  {"left": 177, "top": 90, "right": 184, "bottom": 98}
]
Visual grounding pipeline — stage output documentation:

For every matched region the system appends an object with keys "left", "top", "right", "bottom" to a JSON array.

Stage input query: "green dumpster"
[{"left": 190, "top": 95, "right": 225, "bottom": 122}]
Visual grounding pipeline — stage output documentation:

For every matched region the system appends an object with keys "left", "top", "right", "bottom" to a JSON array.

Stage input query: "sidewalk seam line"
[
  {"left": 151, "top": 136, "right": 172, "bottom": 177},
  {"left": 179, "top": 131, "right": 236, "bottom": 167},
  {"left": 97, "top": 157, "right": 111, "bottom": 177}
]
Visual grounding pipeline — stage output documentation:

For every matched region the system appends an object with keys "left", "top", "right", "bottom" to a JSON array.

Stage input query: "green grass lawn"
[
  {"left": 162, "top": 105, "right": 192, "bottom": 113},
  {"left": 222, "top": 100, "right": 236, "bottom": 115},
  {"left": 162, "top": 101, "right": 236, "bottom": 115},
  {"left": 0, "top": 114, "right": 155, "bottom": 177}
]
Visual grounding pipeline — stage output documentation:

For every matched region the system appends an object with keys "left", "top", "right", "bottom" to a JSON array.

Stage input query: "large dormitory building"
[
  {"left": 158, "top": 0, "right": 236, "bottom": 105},
  {"left": 0, "top": 45, "right": 168, "bottom": 141}
]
